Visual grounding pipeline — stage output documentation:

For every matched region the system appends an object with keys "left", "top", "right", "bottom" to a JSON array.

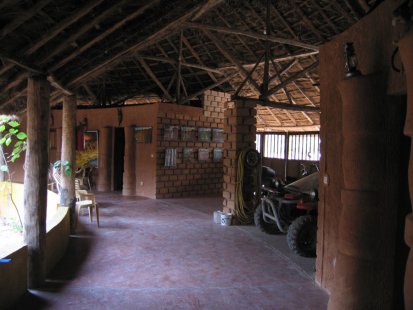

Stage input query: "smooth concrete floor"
[{"left": 12, "top": 193, "right": 329, "bottom": 310}]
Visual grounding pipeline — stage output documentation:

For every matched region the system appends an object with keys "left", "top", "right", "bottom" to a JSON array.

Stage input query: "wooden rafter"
[
  {"left": 67, "top": 0, "right": 218, "bottom": 88},
  {"left": 44, "top": 0, "right": 130, "bottom": 64},
  {"left": 136, "top": 57, "right": 172, "bottom": 101},
  {"left": 291, "top": 1, "right": 325, "bottom": 42},
  {"left": 50, "top": 0, "right": 161, "bottom": 72},
  {"left": 234, "top": 96, "right": 320, "bottom": 112},
  {"left": 267, "top": 61, "right": 319, "bottom": 96},
  {"left": 26, "top": 0, "right": 106, "bottom": 56},
  {"left": 1, "top": 0, "right": 53, "bottom": 38},
  {"left": 185, "top": 22, "right": 319, "bottom": 51},
  {"left": 203, "top": 30, "right": 261, "bottom": 93}
]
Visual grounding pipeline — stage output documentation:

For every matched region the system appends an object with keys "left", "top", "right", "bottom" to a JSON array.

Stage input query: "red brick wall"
[{"left": 155, "top": 91, "right": 228, "bottom": 198}]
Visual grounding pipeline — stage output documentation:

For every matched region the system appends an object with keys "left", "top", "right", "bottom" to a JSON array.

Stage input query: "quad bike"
[{"left": 254, "top": 167, "right": 319, "bottom": 257}]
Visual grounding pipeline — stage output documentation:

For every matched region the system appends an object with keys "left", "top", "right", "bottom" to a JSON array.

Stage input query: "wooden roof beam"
[
  {"left": 191, "top": 0, "right": 225, "bottom": 21},
  {"left": 267, "top": 61, "right": 319, "bottom": 96},
  {"left": 1, "top": 0, "right": 53, "bottom": 38},
  {"left": 202, "top": 30, "right": 261, "bottom": 93},
  {"left": 290, "top": 1, "right": 325, "bottom": 42},
  {"left": 185, "top": 22, "right": 319, "bottom": 51},
  {"left": 136, "top": 57, "right": 173, "bottom": 101},
  {"left": 26, "top": 0, "right": 106, "bottom": 56},
  {"left": 50, "top": 0, "right": 161, "bottom": 72},
  {"left": 234, "top": 96, "right": 320, "bottom": 112},
  {"left": 68, "top": 0, "right": 216, "bottom": 88},
  {"left": 44, "top": 0, "right": 130, "bottom": 64}
]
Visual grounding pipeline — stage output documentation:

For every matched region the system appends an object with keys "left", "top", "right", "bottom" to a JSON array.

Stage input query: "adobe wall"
[
  {"left": 155, "top": 90, "right": 228, "bottom": 198},
  {"left": 317, "top": 1, "right": 407, "bottom": 306}
]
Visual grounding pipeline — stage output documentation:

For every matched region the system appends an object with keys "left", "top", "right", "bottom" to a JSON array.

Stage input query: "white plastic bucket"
[
  {"left": 213, "top": 211, "right": 223, "bottom": 224},
  {"left": 220, "top": 213, "right": 232, "bottom": 226}
]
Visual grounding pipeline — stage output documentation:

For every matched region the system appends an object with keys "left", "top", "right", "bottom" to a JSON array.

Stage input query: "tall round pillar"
[
  {"left": 399, "top": 31, "right": 413, "bottom": 310},
  {"left": 97, "top": 126, "right": 113, "bottom": 192},
  {"left": 123, "top": 126, "right": 136, "bottom": 196},
  {"left": 328, "top": 74, "right": 388, "bottom": 309}
]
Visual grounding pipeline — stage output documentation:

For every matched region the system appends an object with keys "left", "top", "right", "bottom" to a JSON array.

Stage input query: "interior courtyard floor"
[{"left": 12, "top": 193, "right": 329, "bottom": 310}]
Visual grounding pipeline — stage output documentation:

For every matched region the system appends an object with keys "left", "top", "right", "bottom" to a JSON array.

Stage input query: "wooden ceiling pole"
[
  {"left": 137, "top": 57, "right": 173, "bottom": 101},
  {"left": 176, "top": 30, "right": 183, "bottom": 104},
  {"left": 233, "top": 96, "right": 320, "bottom": 112},
  {"left": 309, "top": 0, "right": 339, "bottom": 33},
  {"left": 291, "top": 1, "right": 325, "bottom": 42},
  {"left": 268, "top": 59, "right": 297, "bottom": 83},
  {"left": 267, "top": 61, "right": 319, "bottom": 96},
  {"left": 82, "top": 84, "right": 98, "bottom": 103},
  {"left": 261, "top": 0, "right": 272, "bottom": 99},
  {"left": 203, "top": 30, "right": 262, "bottom": 93},
  {"left": 51, "top": 0, "right": 161, "bottom": 72},
  {"left": 263, "top": 107, "right": 282, "bottom": 126},
  {"left": 27, "top": 0, "right": 106, "bottom": 56},
  {"left": 186, "top": 22, "right": 319, "bottom": 51},
  {"left": 44, "top": 0, "right": 131, "bottom": 65},
  {"left": 68, "top": 0, "right": 223, "bottom": 88},
  {"left": 1, "top": 0, "right": 53, "bottom": 38}
]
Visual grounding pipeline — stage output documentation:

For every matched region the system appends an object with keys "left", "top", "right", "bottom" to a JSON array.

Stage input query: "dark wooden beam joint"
[{"left": 232, "top": 96, "right": 320, "bottom": 112}]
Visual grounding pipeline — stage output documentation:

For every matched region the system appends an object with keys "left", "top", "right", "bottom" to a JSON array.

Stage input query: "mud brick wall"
[
  {"left": 222, "top": 99, "right": 257, "bottom": 214},
  {"left": 155, "top": 90, "right": 229, "bottom": 199}
]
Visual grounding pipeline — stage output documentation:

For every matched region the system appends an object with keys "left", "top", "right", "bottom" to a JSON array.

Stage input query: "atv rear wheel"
[
  {"left": 287, "top": 214, "right": 317, "bottom": 257},
  {"left": 254, "top": 203, "right": 281, "bottom": 234}
]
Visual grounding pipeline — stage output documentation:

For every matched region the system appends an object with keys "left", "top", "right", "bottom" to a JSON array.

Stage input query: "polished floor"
[{"left": 13, "top": 193, "right": 329, "bottom": 310}]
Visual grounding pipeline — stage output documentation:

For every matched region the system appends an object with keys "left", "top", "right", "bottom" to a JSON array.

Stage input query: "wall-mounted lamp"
[
  {"left": 344, "top": 42, "right": 361, "bottom": 78},
  {"left": 79, "top": 117, "right": 88, "bottom": 131}
]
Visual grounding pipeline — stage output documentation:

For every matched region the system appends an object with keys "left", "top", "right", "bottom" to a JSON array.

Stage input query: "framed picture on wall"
[
  {"left": 134, "top": 126, "right": 152, "bottom": 143},
  {"left": 83, "top": 130, "right": 99, "bottom": 168},
  {"left": 198, "top": 148, "right": 209, "bottom": 161},
  {"left": 164, "top": 125, "right": 179, "bottom": 141},
  {"left": 181, "top": 127, "right": 196, "bottom": 141},
  {"left": 165, "top": 148, "right": 177, "bottom": 167},
  {"left": 183, "top": 148, "right": 194, "bottom": 163},
  {"left": 212, "top": 128, "right": 224, "bottom": 143},
  {"left": 198, "top": 128, "right": 212, "bottom": 142},
  {"left": 213, "top": 148, "right": 222, "bottom": 162}
]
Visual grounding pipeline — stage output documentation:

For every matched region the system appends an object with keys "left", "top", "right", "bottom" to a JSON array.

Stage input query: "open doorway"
[{"left": 113, "top": 127, "right": 125, "bottom": 191}]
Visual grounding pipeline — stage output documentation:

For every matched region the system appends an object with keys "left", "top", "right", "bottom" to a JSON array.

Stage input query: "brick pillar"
[
  {"left": 223, "top": 99, "right": 257, "bottom": 217},
  {"left": 328, "top": 74, "right": 388, "bottom": 309},
  {"left": 122, "top": 126, "right": 136, "bottom": 196},
  {"left": 97, "top": 126, "right": 113, "bottom": 192}
]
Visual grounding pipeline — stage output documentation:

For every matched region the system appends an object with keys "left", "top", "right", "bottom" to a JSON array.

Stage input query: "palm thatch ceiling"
[{"left": 0, "top": 0, "right": 382, "bottom": 131}]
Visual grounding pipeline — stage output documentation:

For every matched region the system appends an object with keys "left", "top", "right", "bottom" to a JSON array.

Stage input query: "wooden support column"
[
  {"left": 328, "top": 74, "right": 389, "bottom": 309},
  {"left": 122, "top": 126, "right": 136, "bottom": 196},
  {"left": 23, "top": 74, "right": 50, "bottom": 288},
  {"left": 399, "top": 31, "right": 413, "bottom": 310},
  {"left": 97, "top": 126, "right": 113, "bottom": 191},
  {"left": 61, "top": 95, "right": 76, "bottom": 230},
  {"left": 56, "top": 127, "right": 62, "bottom": 160},
  {"left": 223, "top": 99, "right": 256, "bottom": 218}
]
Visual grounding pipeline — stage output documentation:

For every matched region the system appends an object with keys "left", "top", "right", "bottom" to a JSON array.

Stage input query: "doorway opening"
[{"left": 113, "top": 127, "right": 125, "bottom": 191}]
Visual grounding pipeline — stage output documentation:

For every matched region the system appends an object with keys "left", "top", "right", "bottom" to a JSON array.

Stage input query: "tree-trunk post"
[
  {"left": 123, "top": 126, "right": 136, "bottom": 196},
  {"left": 97, "top": 126, "right": 113, "bottom": 191},
  {"left": 399, "top": 31, "right": 413, "bottom": 310},
  {"left": 23, "top": 74, "right": 50, "bottom": 288},
  {"left": 61, "top": 95, "right": 77, "bottom": 231}
]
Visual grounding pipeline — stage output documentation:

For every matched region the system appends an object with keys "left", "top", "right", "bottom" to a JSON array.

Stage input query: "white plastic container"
[
  {"left": 213, "top": 211, "right": 223, "bottom": 224},
  {"left": 220, "top": 213, "right": 232, "bottom": 226}
]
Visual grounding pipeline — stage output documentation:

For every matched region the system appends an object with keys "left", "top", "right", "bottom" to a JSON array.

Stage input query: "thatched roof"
[{"left": 0, "top": 0, "right": 382, "bottom": 131}]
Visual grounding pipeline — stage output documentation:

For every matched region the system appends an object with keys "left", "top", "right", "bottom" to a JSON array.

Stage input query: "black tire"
[
  {"left": 287, "top": 215, "right": 317, "bottom": 257},
  {"left": 254, "top": 203, "right": 281, "bottom": 234}
]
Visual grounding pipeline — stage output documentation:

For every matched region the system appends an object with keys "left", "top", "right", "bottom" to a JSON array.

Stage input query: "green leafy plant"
[
  {"left": 0, "top": 117, "right": 27, "bottom": 172},
  {"left": 53, "top": 160, "right": 72, "bottom": 176}
]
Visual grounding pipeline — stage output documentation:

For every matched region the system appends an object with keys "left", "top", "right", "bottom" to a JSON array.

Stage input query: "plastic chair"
[{"left": 75, "top": 178, "right": 99, "bottom": 227}]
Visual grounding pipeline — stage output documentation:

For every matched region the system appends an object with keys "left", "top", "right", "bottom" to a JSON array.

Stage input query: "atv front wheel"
[
  {"left": 287, "top": 215, "right": 317, "bottom": 257},
  {"left": 254, "top": 203, "right": 281, "bottom": 235}
]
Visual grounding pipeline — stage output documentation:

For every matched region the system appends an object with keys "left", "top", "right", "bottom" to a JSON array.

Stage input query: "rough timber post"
[
  {"left": 61, "top": 95, "right": 77, "bottom": 230},
  {"left": 23, "top": 74, "right": 50, "bottom": 288}
]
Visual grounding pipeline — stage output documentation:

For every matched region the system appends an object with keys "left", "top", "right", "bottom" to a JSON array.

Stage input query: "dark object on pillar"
[
  {"left": 117, "top": 108, "right": 123, "bottom": 127},
  {"left": 79, "top": 117, "right": 88, "bottom": 131},
  {"left": 344, "top": 42, "right": 361, "bottom": 78}
]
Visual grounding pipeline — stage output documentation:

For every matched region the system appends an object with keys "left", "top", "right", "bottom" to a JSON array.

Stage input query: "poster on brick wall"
[
  {"left": 181, "top": 127, "right": 196, "bottom": 141},
  {"left": 164, "top": 125, "right": 179, "bottom": 141},
  {"left": 198, "top": 128, "right": 211, "bottom": 141},
  {"left": 165, "top": 148, "right": 177, "bottom": 167},
  {"left": 212, "top": 128, "right": 224, "bottom": 142},
  {"left": 198, "top": 148, "right": 209, "bottom": 161},
  {"left": 213, "top": 148, "right": 222, "bottom": 162},
  {"left": 183, "top": 148, "right": 194, "bottom": 163}
]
